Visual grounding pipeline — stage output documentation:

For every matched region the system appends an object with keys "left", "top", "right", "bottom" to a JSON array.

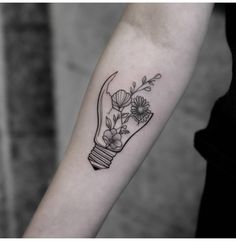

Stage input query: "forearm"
[{"left": 24, "top": 3, "right": 213, "bottom": 238}]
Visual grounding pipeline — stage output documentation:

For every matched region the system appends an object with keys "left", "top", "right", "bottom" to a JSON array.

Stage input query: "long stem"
[{"left": 119, "top": 109, "right": 124, "bottom": 125}]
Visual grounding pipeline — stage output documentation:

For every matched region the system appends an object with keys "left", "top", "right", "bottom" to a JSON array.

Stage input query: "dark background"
[{"left": 0, "top": 3, "right": 231, "bottom": 237}]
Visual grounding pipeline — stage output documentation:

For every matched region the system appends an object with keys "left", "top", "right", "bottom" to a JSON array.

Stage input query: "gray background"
[{"left": 0, "top": 3, "right": 232, "bottom": 237}]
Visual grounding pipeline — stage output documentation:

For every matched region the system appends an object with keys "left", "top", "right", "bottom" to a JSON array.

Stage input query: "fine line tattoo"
[{"left": 88, "top": 71, "right": 161, "bottom": 170}]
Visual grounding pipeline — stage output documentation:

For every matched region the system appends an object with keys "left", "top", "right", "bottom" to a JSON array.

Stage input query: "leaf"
[
  {"left": 154, "top": 73, "right": 161, "bottom": 79},
  {"left": 132, "top": 81, "right": 136, "bottom": 88},
  {"left": 144, "top": 86, "right": 151, "bottom": 92},
  {"left": 122, "top": 113, "right": 129, "bottom": 118},
  {"left": 142, "top": 76, "right": 147, "bottom": 84},
  {"left": 130, "top": 86, "right": 134, "bottom": 94},
  {"left": 123, "top": 115, "right": 131, "bottom": 124},
  {"left": 120, "top": 129, "right": 130, "bottom": 134},
  {"left": 113, "top": 114, "right": 117, "bottom": 123},
  {"left": 121, "top": 129, "right": 130, "bottom": 134},
  {"left": 106, "top": 116, "right": 112, "bottom": 129}
]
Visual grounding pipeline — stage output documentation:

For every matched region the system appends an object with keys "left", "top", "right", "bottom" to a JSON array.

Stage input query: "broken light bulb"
[{"left": 88, "top": 71, "right": 161, "bottom": 170}]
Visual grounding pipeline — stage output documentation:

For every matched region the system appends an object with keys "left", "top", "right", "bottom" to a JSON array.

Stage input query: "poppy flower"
[{"left": 112, "top": 90, "right": 131, "bottom": 111}]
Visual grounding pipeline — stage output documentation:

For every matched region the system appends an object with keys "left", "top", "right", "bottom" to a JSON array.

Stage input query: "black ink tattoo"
[{"left": 88, "top": 71, "right": 161, "bottom": 170}]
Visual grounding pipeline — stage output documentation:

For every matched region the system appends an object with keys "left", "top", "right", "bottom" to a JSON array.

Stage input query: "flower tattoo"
[
  {"left": 131, "top": 96, "right": 152, "bottom": 124},
  {"left": 88, "top": 72, "right": 161, "bottom": 170},
  {"left": 103, "top": 128, "right": 122, "bottom": 150},
  {"left": 112, "top": 90, "right": 131, "bottom": 111}
]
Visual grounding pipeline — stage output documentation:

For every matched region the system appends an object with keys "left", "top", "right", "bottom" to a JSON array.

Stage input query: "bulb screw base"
[{"left": 88, "top": 144, "right": 116, "bottom": 170}]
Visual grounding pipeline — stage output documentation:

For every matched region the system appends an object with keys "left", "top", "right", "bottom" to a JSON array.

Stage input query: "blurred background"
[{"left": 0, "top": 3, "right": 232, "bottom": 238}]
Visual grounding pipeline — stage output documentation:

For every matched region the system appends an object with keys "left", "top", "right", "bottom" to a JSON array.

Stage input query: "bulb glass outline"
[{"left": 88, "top": 71, "right": 161, "bottom": 170}]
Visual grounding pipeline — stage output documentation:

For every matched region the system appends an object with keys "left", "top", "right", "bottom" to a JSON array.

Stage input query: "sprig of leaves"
[{"left": 130, "top": 73, "right": 161, "bottom": 95}]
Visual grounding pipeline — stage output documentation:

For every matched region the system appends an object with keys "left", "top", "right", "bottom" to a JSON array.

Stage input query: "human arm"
[{"left": 24, "top": 3, "right": 213, "bottom": 238}]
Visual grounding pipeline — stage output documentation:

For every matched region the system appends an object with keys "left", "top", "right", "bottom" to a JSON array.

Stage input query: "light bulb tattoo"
[{"left": 88, "top": 71, "right": 161, "bottom": 170}]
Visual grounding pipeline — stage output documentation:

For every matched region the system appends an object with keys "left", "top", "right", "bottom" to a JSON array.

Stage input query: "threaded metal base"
[{"left": 88, "top": 144, "right": 116, "bottom": 170}]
